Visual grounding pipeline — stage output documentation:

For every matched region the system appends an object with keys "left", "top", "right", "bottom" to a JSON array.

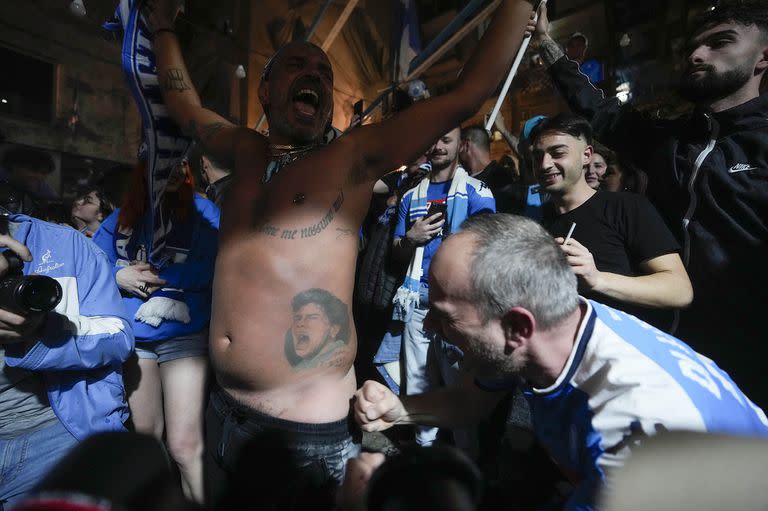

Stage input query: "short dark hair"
[
  {"left": 529, "top": 113, "right": 593, "bottom": 146},
  {"left": 75, "top": 187, "right": 115, "bottom": 219},
  {"left": 1, "top": 147, "right": 54, "bottom": 174},
  {"left": 689, "top": 0, "right": 768, "bottom": 41},
  {"left": 461, "top": 125, "right": 491, "bottom": 153},
  {"left": 592, "top": 140, "right": 616, "bottom": 166},
  {"left": 291, "top": 288, "right": 350, "bottom": 343}
]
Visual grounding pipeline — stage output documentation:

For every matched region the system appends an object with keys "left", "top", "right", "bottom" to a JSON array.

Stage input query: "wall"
[{"left": 0, "top": 1, "right": 141, "bottom": 165}]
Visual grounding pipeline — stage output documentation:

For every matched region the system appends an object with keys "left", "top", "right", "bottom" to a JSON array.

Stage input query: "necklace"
[{"left": 263, "top": 143, "right": 317, "bottom": 184}]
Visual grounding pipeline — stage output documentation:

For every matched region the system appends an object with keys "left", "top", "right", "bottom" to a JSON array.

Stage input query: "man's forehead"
[
  {"left": 278, "top": 42, "right": 330, "bottom": 65},
  {"left": 689, "top": 21, "right": 752, "bottom": 43},
  {"left": 534, "top": 131, "right": 584, "bottom": 149},
  {"left": 442, "top": 127, "right": 461, "bottom": 139},
  {"left": 431, "top": 234, "right": 474, "bottom": 292}
]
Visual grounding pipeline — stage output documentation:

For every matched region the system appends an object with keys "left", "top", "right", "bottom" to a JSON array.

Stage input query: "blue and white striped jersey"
[{"left": 525, "top": 299, "right": 768, "bottom": 510}]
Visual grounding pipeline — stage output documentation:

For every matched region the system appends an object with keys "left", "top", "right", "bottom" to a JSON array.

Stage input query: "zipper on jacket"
[{"left": 681, "top": 114, "right": 719, "bottom": 267}]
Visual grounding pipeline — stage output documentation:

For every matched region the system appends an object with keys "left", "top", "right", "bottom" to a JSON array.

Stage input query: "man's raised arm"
[
  {"left": 145, "top": 0, "right": 243, "bottom": 167},
  {"left": 351, "top": 0, "right": 536, "bottom": 180}
]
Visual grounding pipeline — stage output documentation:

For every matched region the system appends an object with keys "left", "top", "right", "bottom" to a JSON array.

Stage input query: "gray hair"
[{"left": 460, "top": 214, "right": 579, "bottom": 329}]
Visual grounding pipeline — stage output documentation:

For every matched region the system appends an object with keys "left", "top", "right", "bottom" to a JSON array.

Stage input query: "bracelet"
[{"left": 152, "top": 28, "right": 176, "bottom": 39}]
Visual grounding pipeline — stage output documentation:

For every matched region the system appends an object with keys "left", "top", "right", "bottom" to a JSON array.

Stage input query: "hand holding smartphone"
[{"left": 426, "top": 201, "right": 447, "bottom": 223}]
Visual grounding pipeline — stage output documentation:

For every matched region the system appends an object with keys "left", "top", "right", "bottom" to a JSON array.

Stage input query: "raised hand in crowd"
[
  {"left": 143, "top": 0, "right": 184, "bottom": 32},
  {"left": 525, "top": 1, "right": 550, "bottom": 42}
]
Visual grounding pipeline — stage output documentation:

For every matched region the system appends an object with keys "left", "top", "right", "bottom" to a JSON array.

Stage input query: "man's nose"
[
  {"left": 537, "top": 154, "right": 552, "bottom": 171},
  {"left": 688, "top": 45, "right": 707, "bottom": 65}
]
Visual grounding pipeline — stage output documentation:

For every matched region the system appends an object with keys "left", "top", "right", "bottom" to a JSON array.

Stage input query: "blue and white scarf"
[
  {"left": 104, "top": 0, "right": 191, "bottom": 268},
  {"left": 391, "top": 165, "right": 472, "bottom": 322}
]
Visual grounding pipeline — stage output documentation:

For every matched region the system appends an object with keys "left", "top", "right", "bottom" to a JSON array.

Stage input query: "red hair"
[{"left": 118, "top": 160, "right": 196, "bottom": 231}]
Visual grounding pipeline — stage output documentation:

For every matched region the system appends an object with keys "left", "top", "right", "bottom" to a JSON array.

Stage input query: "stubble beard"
[
  {"left": 678, "top": 64, "right": 753, "bottom": 104},
  {"left": 431, "top": 155, "right": 456, "bottom": 172}
]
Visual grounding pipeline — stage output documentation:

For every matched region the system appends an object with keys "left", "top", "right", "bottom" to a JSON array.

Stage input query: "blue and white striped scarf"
[
  {"left": 391, "top": 165, "right": 472, "bottom": 322},
  {"left": 105, "top": 0, "right": 191, "bottom": 268}
]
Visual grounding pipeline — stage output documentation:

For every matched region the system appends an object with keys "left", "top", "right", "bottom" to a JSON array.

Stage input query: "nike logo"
[{"left": 728, "top": 163, "right": 758, "bottom": 174}]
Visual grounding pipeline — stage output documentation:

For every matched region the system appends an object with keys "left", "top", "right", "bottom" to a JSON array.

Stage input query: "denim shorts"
[
  {"left": 205, "top": 384, "right": 361, "bottom": 510},
  {"left": 135, "top": 330, "right": 208, "bottom": 364}
]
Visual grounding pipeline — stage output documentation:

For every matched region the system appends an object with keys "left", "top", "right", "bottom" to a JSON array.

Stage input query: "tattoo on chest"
[
  {"left": 335, "top": 228, "right": 354, "bottom": 240},
  {"left": 255, "top": 189, "right": 345, "bottom": 240},
  {"left": 284, "top": 288, "right": 351, "bottom": 370}
]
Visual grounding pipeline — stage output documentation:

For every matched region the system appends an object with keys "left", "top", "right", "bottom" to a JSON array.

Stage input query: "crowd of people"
[{"left": 0, "top": 0, "right": 767, "bottom": 510}]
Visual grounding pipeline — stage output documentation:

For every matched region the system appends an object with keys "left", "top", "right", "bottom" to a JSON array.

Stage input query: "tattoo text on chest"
[{"left": 255, "top": 189, "right": 345, "bottom": 240}]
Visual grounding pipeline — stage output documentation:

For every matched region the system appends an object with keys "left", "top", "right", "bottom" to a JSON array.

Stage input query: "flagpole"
[{"left": 485, "top": 0, "right": 546, "bottom": 132}]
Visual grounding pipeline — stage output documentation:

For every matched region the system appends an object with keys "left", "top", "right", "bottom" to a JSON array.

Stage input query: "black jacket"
[{"left": 547, "top": 55, "right": 768, "bottom": 403}]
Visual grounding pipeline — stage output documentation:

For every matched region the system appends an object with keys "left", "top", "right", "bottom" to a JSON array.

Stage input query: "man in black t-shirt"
[{"left": 529, "top": 114, "right": 692, "bottom": 328}]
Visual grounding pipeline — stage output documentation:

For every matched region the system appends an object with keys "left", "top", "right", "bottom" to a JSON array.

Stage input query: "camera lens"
[{"left": 20, "top": 276, "right": 63, "bottom": 312}]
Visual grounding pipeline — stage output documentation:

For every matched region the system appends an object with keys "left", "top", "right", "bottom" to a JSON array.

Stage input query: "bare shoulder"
[
  {"left": 234, "top": 127, "right": 268, "bottom": 161},
  {"left": 331, "top": 126, "right": 380, "bottom": 186}
]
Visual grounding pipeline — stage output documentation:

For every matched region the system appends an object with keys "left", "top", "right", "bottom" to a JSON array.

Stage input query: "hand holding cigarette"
[{"left": 563, "top": 222, "right": 576, "bottom": 245}]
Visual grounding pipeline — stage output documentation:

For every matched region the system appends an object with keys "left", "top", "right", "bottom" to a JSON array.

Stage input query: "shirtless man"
[{"left": 145, "top": 0, "right": 534, "bottom": 506}]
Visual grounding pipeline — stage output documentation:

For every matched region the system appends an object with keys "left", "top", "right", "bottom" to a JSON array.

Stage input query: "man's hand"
[
  {"left": 0, "top": 233, "right": 44, "bottom": 345},
  {"left": 493, "top": 110, "right": 509, "bottom": 133},
  {"left": 353, "top": 381, "right": 406, "bottom": 432},
  {"left": 143, "top": 0, "right": 183, "bottom": 33},
  {"left": 0, "top": 309, "right": 47, "bottom": 345},
  {"left": 0, "top": 235, "right": 32, "bottom": 275},
  {"left": 556, "top": 237, "right": 602, "bottom": 291},
  {"left": 524, "top": 1, "right": 550, "bottom": 43},
  {"left": 405, "top": 214, "right": 445, "bottom": 246},
  {"left": 336, "top": 452, "right": 387, "bottom": 511},
  {"left": 116, "top": 263, "right": 167, "bottom": 299}
]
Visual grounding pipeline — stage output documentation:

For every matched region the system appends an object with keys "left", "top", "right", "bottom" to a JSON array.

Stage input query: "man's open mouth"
[
  {"left": 293, "top": 88, "right": 321, "bottom": 118},
  {"left": 539, "top": 171, "right": 562, "bottom": 185}
]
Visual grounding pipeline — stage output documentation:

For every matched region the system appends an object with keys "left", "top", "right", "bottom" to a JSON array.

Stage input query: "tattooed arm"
[
  {"left": 146, "top": 0, "right": 243, "bottom": 167},
  {"left": 348, "top": 0, "right": 535, "bottom": 182}
]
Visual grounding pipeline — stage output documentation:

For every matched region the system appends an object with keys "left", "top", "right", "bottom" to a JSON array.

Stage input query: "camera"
[{"left": 0, "top": 249, "right": 62, "bottom": 314}]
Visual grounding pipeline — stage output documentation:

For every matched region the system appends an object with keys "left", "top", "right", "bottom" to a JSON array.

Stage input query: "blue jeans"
[
  {"left": 0, "top": 420, "right": 78, "bottom": 509},
  {"left": 205, "top": 385, "right": 360, "bottom": 510}
]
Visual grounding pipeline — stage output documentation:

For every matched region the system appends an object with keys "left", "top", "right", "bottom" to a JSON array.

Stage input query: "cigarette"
[{"left": 563, "top": 222, "right": 576, "bottom": 245}]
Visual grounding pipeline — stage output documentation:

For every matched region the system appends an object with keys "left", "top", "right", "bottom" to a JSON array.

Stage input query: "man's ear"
[
  {"left": 756, "top": 44, "right": 768, "bottom": 73},
  {"left": 330, "top": 324, "right": 340, "bottom": 339},
  {"left": 582, "top": 144, "right": 594, "bottom": 167},
  {"left": 501, "top": 306, "right": 535, "bottom": 353}
]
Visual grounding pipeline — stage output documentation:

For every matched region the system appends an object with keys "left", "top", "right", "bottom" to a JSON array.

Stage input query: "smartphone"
[{"left": 426, "top": 201, "right": 447, "bottom": 223}]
